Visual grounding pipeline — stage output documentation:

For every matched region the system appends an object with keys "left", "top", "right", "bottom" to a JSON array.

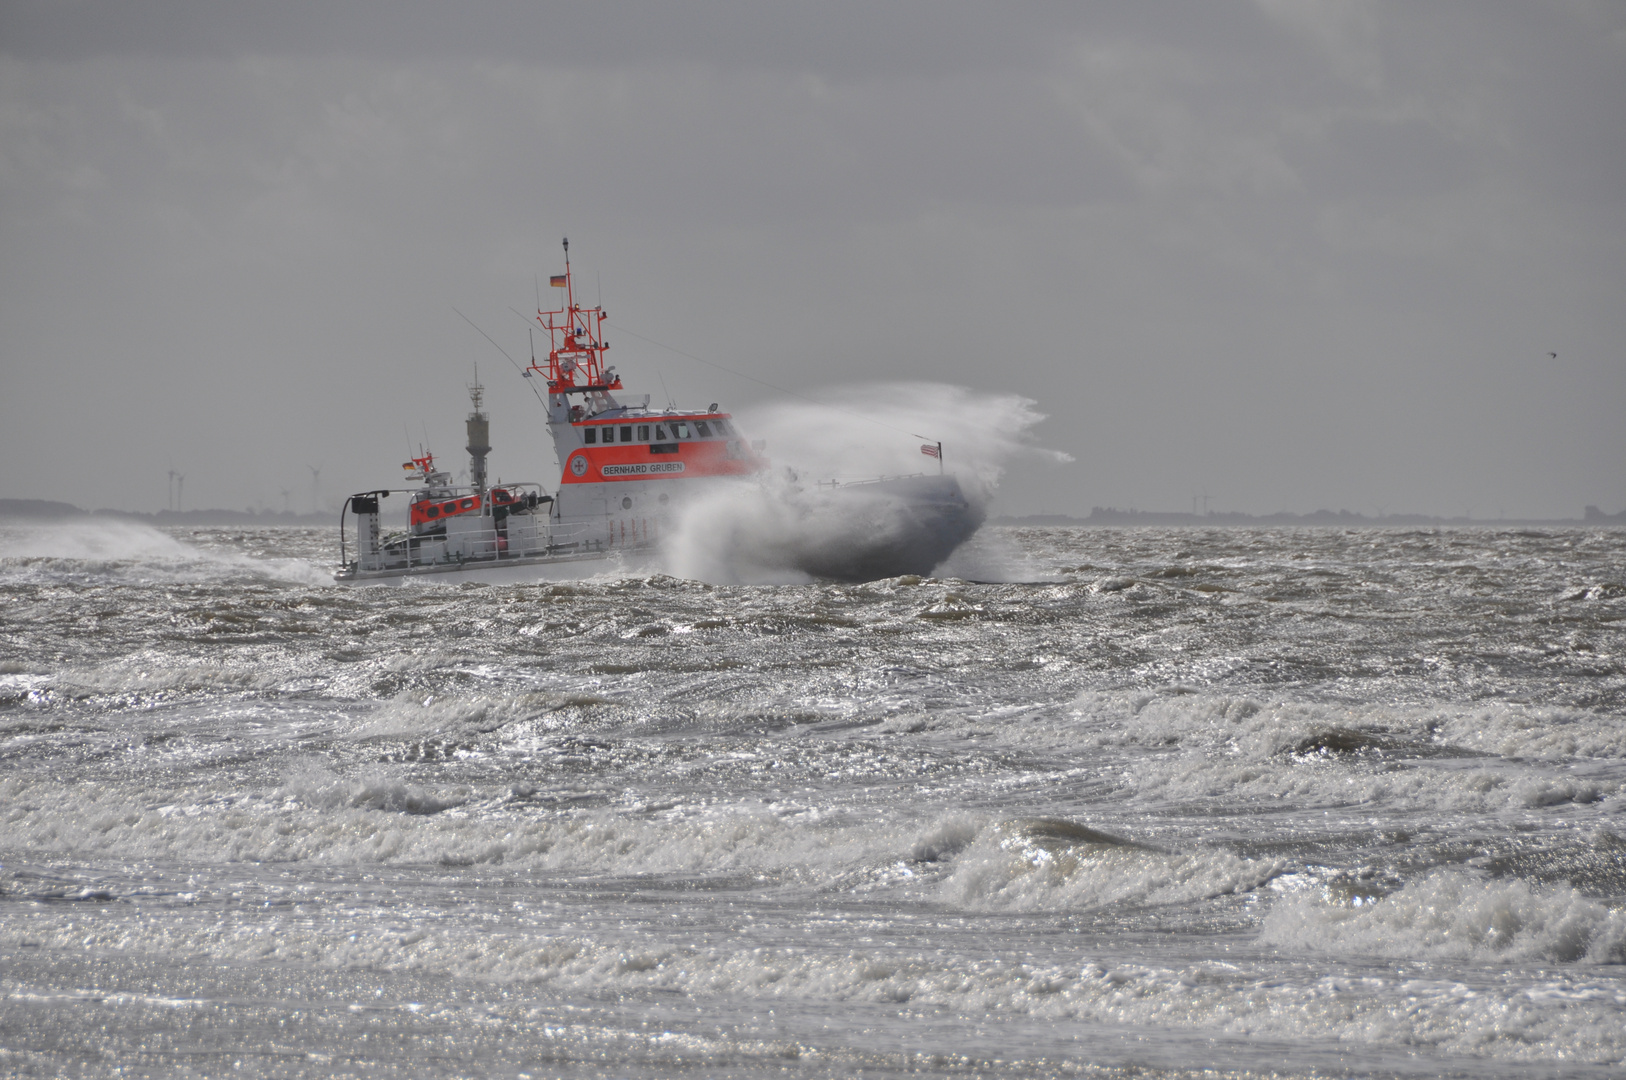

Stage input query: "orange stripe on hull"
[{"left": 561, "top": 443, "right": 758, "bottom": 484}]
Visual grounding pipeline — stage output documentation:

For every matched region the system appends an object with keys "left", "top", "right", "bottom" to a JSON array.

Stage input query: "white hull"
[{"left": 336, "top": 545, "right": 656, "bottom": 585}]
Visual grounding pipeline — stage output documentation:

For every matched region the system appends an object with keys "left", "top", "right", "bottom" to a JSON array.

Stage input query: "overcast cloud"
[{"left": 2, "top": 1, "right": 1622, "bottom": 518}]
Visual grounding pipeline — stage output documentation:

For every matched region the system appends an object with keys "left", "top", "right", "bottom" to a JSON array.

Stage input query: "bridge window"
[
  {"left": 584, "top": 427, "right": 597, "bottom": 444},
  {"left": 620, "top": 426, "right": 633, "bottom": 442},
  {"left": 638, "top": 424, "right": 650, "bottom": 441},
  {"left": 602, "top": 426, "right": 615, "bottom": 443},
  {"left": 674, "top": 422, "right": 691, "bottom": 438},
  {"left": 695, "top": 421, "right": 712, "bottom": 437},
  {"left": 713, "top": 419, "right": 731, "bottom": 435},
  {"left": 655, "top": 425, "right": 667, "bottom": 440}
]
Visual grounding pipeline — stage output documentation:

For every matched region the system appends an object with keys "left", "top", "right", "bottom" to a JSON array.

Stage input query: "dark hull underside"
[{"left": 759, "top": 474, "right": 984, "bottom": 582}]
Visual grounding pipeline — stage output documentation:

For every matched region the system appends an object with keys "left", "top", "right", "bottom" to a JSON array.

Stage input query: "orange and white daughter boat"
[{"left": 335, "top": 242, "right": 981, "bottom": 582}]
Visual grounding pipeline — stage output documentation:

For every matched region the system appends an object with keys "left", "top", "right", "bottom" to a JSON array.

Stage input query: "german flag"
[{"left": 549, "top": 274, "right": 568, "bottom": 288}]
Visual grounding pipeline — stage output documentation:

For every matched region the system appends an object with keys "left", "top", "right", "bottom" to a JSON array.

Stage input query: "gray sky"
[{"left": 2, "top": 1, "right": 1622, "bottom": 518}]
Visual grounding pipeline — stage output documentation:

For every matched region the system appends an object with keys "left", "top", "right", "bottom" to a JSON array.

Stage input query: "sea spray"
[
  {"left": 0, "top": 519, "right": 331, "bottom": 585},
  {"left": 734, "top": 382, "right": 1068, "bottom": 491},
  {"left": 661, "top": 383, "right": 1065, "bottom": 582}
]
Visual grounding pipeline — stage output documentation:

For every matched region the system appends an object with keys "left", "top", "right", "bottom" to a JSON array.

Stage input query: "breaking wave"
[
  {"left": 1263, "top": 869, "right": 1626, "bottom": 964},
  {"left": 0, "top": 521, "right": 329, "bottom": 586}
]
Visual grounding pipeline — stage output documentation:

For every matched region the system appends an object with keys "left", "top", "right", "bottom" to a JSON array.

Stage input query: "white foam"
[
  {"left": 1435, "top": 706, "right": 1626, "bottom": 761},
  {"left": 0, "top": 773, "right": 902, "bottom": 879},
  {"left": 1262, "top": 869, "right": 1626, "bottom": 964},
  {"left": 0, "top": 520, "right": 331, "bottom": 586},
  {"left": 0, "top": 519, "right": 196, "bottom": 561},
  {"left": 51, "top": 659, "right": 287, "bottom": 697},
  {"left": 5, "top": 863, "right": 1623, "bottom": 1066},
  {"left": 344, "top": 689, "right": 611, "bottom": 742},
  {"left": 1056, "top": 690, "right": 1626, "bottom": 813},
  {"left": 278, "top": 765, "right": 471, "bottom": 816},
  {"left": 936, "top": 818, "right": 1285, "bottom": 912}
]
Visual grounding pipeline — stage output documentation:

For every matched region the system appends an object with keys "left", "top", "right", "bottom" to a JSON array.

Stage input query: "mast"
[
  {"left": 466, "top": 366, "right": 490, "bottom": 496},
  {"left": 530, "top": 237, "right": 621, "bottom": 424}
]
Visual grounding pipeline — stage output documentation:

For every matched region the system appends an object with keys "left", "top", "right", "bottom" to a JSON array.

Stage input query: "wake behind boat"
[{"left": 335, "top": 241, "right": 982, "bottom": 583}]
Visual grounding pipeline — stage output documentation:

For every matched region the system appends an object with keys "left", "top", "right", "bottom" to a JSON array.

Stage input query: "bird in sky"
[{"left": 1548, "top": 351, "right": 1558, "bottom": 359}]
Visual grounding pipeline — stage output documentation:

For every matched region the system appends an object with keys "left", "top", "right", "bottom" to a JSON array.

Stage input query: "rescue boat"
[{"left": 335, "top": 241, "right": 982, "bottom": 582}]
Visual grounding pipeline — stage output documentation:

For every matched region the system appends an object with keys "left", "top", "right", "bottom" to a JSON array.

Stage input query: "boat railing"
[
  {"left": 437, "top": 512, "right": 582, "bottom": 561},
  {"left": 343, "top": 482, "right": 562, "bottom": 572}
]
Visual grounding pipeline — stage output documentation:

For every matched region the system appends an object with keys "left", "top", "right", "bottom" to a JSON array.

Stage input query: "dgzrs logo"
[{"left": 570, "top": 454, "right": 589, "bottom": 477}]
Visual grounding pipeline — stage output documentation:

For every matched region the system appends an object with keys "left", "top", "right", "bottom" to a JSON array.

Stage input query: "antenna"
[
  {"left": 657, "top": 370, "right": 675, "bottom": 410},
  {"left": 307, "top": 463, "right": 322, "bottom": 514},
  {"left": 453, "top": 306, "right": 547, "bottom": 406}
]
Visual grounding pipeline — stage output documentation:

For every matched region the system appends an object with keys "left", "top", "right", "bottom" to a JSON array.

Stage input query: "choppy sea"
[{"left": 2, "top": 521, "right": 1623, "bottom": 1078}]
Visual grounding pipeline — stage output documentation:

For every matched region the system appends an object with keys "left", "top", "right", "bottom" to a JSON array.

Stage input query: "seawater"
[{"left": 2, "top": 521, "right": 1623, "bottom": 1078}]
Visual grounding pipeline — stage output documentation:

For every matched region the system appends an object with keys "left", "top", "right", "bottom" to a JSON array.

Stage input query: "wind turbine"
[
  {"left": 279, "top": 488, "right": 292, "bottom": 514},
  {"left": 307, "top": 464, "right": 323, "bottom": 515}
]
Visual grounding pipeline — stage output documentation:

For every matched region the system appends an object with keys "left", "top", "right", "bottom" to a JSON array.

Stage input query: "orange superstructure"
[
  {"left": 527, "top": 239, "right": 764, "bottom": 531},
  {"left": 558, "top": 417, "right": 756, "bottom": 485}
]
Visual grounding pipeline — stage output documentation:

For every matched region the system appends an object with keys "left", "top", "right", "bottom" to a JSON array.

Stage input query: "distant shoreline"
[
  {"left": 996, "top": 505, "right": 1626, "bottom": 528},
  {"left": 0, "top": 498, "right": 331, "bottom": 526}
]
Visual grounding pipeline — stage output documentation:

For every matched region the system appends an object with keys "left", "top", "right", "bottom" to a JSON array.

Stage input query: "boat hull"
[
  {"left": 334, "top": 546, "right": 653, "bottom": 584},
  {"left": 334, "top": 474, "right": 982, "bottom": 584},
  {"left": 782, "top": 473, "right": 984, "bottom": 581},
  {"left": 684, "top": 472, "right": 983, "bottom": 583}
]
